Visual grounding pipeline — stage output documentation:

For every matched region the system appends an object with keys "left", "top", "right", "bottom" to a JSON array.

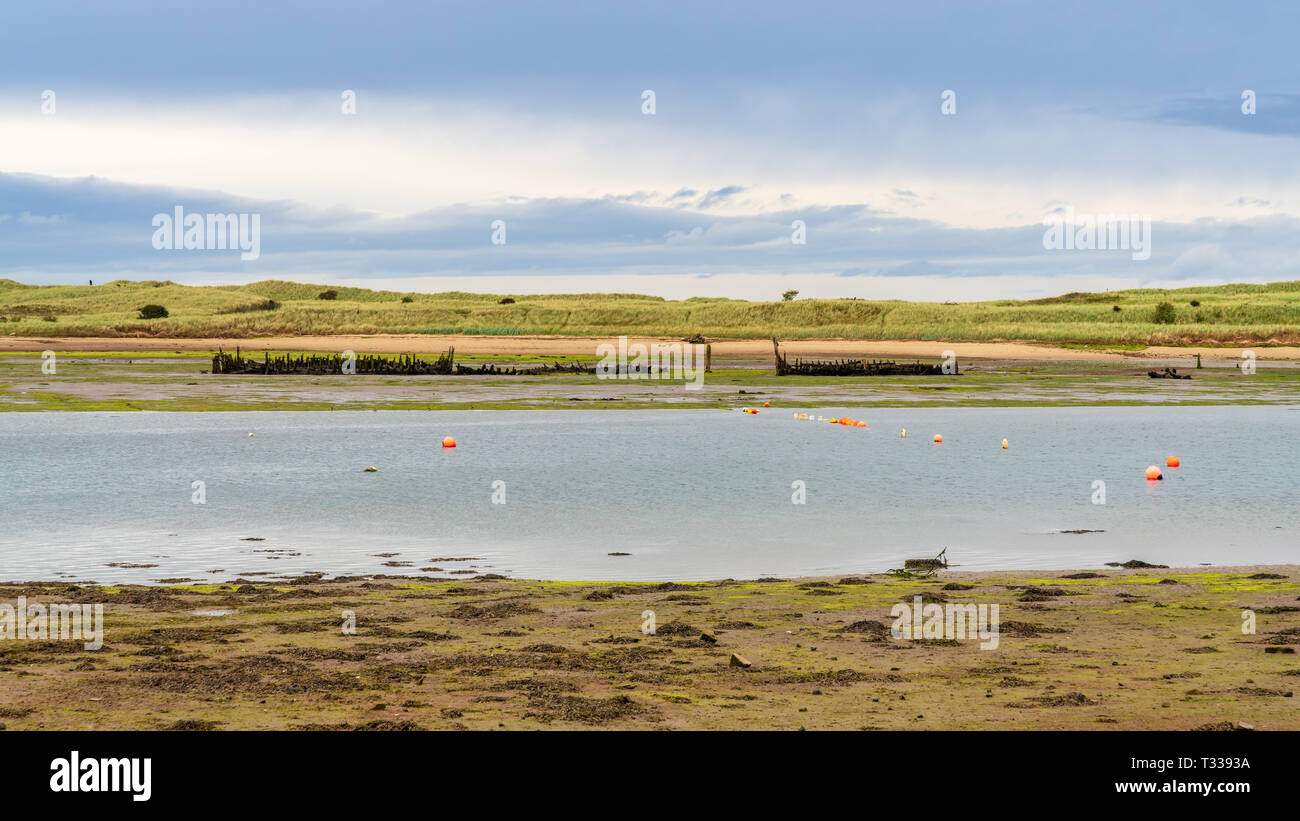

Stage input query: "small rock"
[
  {"left": 729, "top": 653, "right": 752, "bottom": 668},
  {"left": 700, "top": 632, "right": 718, "bottom": 644}
]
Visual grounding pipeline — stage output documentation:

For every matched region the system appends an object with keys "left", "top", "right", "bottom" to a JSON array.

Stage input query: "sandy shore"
[
  {"left": 2, "top": 564, "right": 1295, "bottom": 730},
  {"left": 4, "top": 334, "right": 1297, "bottom": 363}
]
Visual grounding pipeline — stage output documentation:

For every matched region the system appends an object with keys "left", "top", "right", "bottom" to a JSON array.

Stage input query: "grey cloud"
[{"left": 3, "top": 172, "right": 1299, "bottom": 288}]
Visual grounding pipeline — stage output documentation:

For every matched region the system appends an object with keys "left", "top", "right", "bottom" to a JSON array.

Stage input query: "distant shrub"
[
  {"left": 318, "top": 290, "right": 339, "bottom": 300},
  {"left": 498, "top": 297, "right": 515, "bottom": 304},
  {"left": 1189, "top": 299, "right": 1200, "bottom": 307},
  {"left": 401, "top": 296, "right": 414, "bottom": 303},
  {"left": 138, "top": 304, "right": 169, "bottom": 319},
  {"left": 1112, "top": 305, "right": 1121, "bottom": 312},
  {"left": 1152, "top": 302, "right": 1176, "bottom": 324},
  {"left": 42, "top": 315, "right": 57, "bottom": 322},
  {"left": 782, "top": 290, "right": 799, "bottom": 302}
]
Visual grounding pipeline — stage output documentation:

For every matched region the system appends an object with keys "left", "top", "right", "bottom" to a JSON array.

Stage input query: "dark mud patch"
[
  {"left": 522, "top": 693, "right": 658, "bottom": 725},
  {"left": 520, "top": 643, "right": 569, "bottom": 654},
  {"left": 1016, "top": 587, "right": 1069, "bottom": 601},
  {"left": 903, "top": 591, "right": 948, "bottom": 604},
  {"left": 653, "top": 620, "right": 698, "bottom": 636},
  {"left": 999, "top": 621, "right": 1068, "bottom": 638},
  {"left": 297, "top": 719, "right": 425, "bottom": 731},
  {"left": 714, "top": 620, "right": 760, "bottom": 630},
  {"left": 839, "top": 620, "right": 891, "bottom": 639},
  {"left": 139, "top": 654, "right": 367, "bottom": 696},
  {"left": 107, "top": 587, "right": 185, "bottom": 609},
  {"left": 122, "top": 625, "right": 242, "bottom": 645},
  {"left": 768, "top": 669, "right": 902, "bottom": 686},
  {"left": 1010, "top": 691, "right": 1097, "bottom": 708},
  {"left": 446, "top": 600, "right": 539, "bottom": 620},
  {"left": 488, "top": 677, "right": 579, "bottom": 695},
  {"left": 162, "top": 719, "right": 222, "bottom": 730}
]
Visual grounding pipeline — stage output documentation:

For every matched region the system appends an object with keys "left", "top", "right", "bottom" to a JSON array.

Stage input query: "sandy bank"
[{"left": 3, "top": 334, "right": 1298, "bottom": 363}]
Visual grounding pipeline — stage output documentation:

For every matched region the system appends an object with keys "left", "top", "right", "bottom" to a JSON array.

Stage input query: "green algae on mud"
[{"left": 1, "top": 567, "right": 1296, "bottom": 730}]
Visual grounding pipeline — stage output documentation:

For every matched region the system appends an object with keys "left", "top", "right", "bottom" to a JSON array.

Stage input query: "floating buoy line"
[{"left": 777, "top": 412, "right": 1181, "bottom": 484}]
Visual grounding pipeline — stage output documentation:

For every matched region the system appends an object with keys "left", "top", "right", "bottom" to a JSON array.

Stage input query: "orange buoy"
[
  {"left": 763, "top": 402, "right": 770, "bottom": 407},
  {"left": 442, "top": 436, "right": 456, "bottom": 448},
  {"left": 855, "top": 421, "right": 867, "bottom": 427},
  {"left": 1145, "top": 465, "right": 1162, "bottom": 480},
  {"left": 933, "top": 434, "right": 943, "bottom": 443},
  {"left": 1166, "top": 455, "right": 1180, "bottom": 467}
]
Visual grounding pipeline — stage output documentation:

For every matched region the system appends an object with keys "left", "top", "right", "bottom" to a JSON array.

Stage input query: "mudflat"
[{"left": 2, "top": 565, "right": 1295, "bottom": 730}]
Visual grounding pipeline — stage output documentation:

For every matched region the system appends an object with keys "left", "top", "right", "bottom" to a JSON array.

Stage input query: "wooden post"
[{"left": 705, "top": 344, "right": 712, "bottom": 373}]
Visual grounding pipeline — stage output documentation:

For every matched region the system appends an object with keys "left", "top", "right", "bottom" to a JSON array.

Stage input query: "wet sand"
[
  {"left": 2, "top": 565, "right": 1296, "bottom": 730},
  {"left": 4, "top": 335, "right": 1298, "bottom": 363}
]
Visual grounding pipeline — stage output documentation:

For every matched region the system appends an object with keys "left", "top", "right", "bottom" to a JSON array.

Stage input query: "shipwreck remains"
[
  {"left": 772, "top": 339, "right": 953, "bottom": 376},
  {"left": 1148, "top": 367, "right": 1191, "bottom": 380},
  {"left": 211, "top": 347, "right": 597, "bottom": 376}
]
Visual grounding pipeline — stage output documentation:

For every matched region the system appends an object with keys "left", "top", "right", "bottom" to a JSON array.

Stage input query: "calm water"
[{"left": 1, "top": 408, "right": 1296, "bottom": 583}]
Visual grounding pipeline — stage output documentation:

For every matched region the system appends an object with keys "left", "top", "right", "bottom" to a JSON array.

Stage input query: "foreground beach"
[{"left": 3, "top": 565, "right": 1296, "bottom": 730}]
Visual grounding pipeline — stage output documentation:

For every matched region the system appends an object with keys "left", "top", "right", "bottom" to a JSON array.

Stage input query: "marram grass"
[{"left": 2, "top": 278, "right": 1298, "bottom": 345}]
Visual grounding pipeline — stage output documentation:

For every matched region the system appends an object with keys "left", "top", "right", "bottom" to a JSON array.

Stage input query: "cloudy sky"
[{"left": 2, "top": 1, "right": 1298, "bottom": 299}]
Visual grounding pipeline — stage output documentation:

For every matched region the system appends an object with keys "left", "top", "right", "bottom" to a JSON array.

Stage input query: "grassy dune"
[{"left": 2, "top": 278, "right": 1299, "bottom": 344}]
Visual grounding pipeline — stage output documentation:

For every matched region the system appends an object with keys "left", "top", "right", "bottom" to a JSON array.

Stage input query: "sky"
[{"left": 2, "top": 1, "right": 1298, "bottom": 300}]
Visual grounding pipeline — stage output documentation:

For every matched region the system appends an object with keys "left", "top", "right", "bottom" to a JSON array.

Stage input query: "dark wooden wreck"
[{"left": 772, "top": 339, "right": 953, "bottom": 376}]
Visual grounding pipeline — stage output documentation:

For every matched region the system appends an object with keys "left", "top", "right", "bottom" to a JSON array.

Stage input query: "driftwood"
[
  {"left": 1148, "top": 367, "right": 1191, "bottom": 379},
  {"left": 888, "top": 548, "right": 949, "bottom": 578},
  {"left": 773, "top": 338, "right": 951, "bottom": 376},
  {"left": 453, "top": 361, "right": 596, "bottom": 375}
]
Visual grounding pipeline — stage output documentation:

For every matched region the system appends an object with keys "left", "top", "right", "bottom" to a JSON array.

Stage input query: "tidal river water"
[{"left": 0, "top": 407, "right": 1295, "bottom": 583}]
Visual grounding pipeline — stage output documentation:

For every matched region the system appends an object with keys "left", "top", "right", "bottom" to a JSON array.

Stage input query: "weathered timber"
[
  {"left": 772, "top": 338, "right": 952, "bottom": 376},
  {"left": 213, "top": 347, "right": 455, "bottom": 375},
  {"left": 211, "top": 347, "right": 606, "bottom": 376}
]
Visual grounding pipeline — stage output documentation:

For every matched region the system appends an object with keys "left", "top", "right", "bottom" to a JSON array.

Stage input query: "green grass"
[{"left": 3, "top": 277, "right": 1300, "bottom": 345}]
